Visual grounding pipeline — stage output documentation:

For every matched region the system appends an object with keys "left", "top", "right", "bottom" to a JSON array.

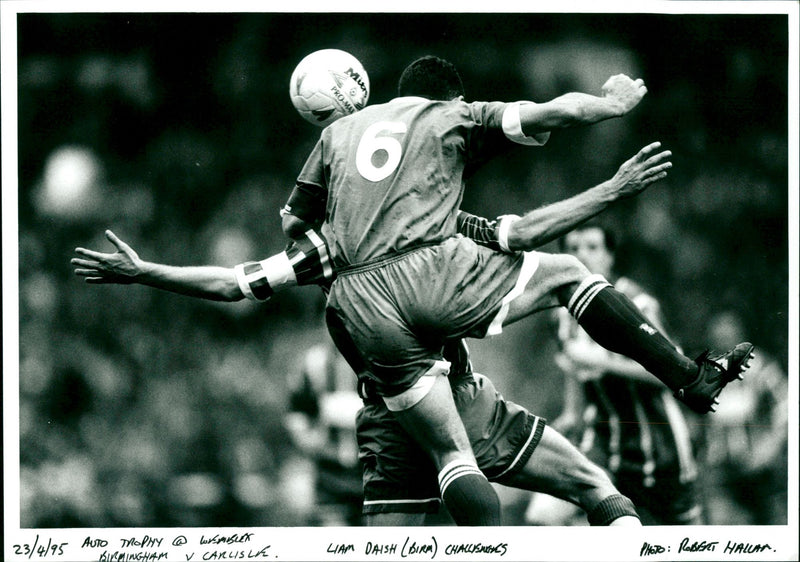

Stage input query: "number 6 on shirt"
[{"left": 356, "top": 121, "right": 407, "bottom": 182}]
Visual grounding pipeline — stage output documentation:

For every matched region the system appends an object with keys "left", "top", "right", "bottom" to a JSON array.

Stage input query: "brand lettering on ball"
[
  {"left": 330, "top": 86, "right": 356, "bottom": 114},
  {"left": 345, "top": 67, "right": 368, "bottom": 97}
]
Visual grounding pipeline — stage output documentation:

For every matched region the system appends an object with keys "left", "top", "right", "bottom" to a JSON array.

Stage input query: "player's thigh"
[
  {"left": 391, "top": 373, "right": 475, "bottom": 469},
  {"left": 502, "top": 252, "right": 589, "bottom": 326},
  {"left": 501, "top": 425, "right": 615, "bottom": 503}
]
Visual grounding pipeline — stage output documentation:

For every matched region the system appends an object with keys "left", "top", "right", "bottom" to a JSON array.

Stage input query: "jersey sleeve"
[
  {"left": 462, "top": 101, "right": 548, "bottom": 179},
  {"left": 501, "top": 102, "right": 551, "bottom": 146},
  {"left": 281, "top": 182, "right": 327, "bottom": 225},
  {"left": 456, "top": 211, "right": 520, "bottom": 253},
  {"left": 457, "top": 211, "right": 502, "bottom": 252},
  {"left": 283, "top": 138, "right": 328, "bottom": 224}
]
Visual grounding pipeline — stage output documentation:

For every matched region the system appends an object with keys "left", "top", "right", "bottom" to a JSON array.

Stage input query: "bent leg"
[
  {"left": 499, "top": 252, "right": 697, "bottom": 394},
  {"left": 391, "top": 373, "right": 502, "bottom": 525},
  {"left": 498, "top": 425, "right": 640, "bottom": 526},
  {"left": 500, "top": 252, "right": 588, "bottom": 326}
]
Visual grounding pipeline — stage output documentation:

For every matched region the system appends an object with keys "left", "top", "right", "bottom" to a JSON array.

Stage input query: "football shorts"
[
  {"left": 358, "top": 372, "right": 546, "bottom": 514},
  {"left": 327, "top": 235, "right": 537, "bottom": 399}
]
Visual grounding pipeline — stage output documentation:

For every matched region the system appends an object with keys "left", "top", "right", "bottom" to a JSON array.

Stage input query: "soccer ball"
[{"left": 289, "top": 49, "right": 370, "bottom": 127}]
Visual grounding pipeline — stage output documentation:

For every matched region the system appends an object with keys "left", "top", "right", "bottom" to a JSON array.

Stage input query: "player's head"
[
  {"left": 397, "top": 56, "right": 465, "bottom": 101},
  {"left": 560, "top": 223, "right": 616, "bottom": 277}
]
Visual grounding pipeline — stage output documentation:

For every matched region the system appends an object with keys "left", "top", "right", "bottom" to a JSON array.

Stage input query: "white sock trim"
[
  {"left": 567, "top": 273, "right": 610, "bottom": 320},
  {"left": 438, "top": 460, "right": 484, "bottom": 497}
]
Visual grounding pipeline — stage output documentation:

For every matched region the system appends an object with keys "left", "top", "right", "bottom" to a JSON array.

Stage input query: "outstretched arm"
[
  {"left": 72, "top": 230, "right": 244, "bottom": 301},
  {"left": 74, "top": 229, "right": 332, "bottom": 302},
  {"left": 458, "top": 142, "right": 671, "bottom": 252},
  {"left": 518, "top": 74, "right": 648, "bottom": 135},
  {"left": 506, "top": 141, "right": 671, "bottom": 251}
]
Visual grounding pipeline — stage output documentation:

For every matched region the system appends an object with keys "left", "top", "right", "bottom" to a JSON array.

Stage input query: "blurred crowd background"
[{"left": 12, "top": 11, "right": 790, "bottom": 527}]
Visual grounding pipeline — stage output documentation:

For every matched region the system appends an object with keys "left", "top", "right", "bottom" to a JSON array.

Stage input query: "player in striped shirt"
[
  {"left": 528, "top": 223, "right": 703, "bottom": 525},
  {"left": 282, "top": 56, "right": 753, "bottom": 525}
]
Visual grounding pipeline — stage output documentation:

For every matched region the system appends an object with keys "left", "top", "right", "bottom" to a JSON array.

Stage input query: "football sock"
[
  {"left": 567, "top": 275, "right": 698, "bottom": 391},
  {"left": 438, "top": 460, "right": 502, "bottom": 526},
  {"left": 587, "top": 494, "right": 640, "bottom": 526}
]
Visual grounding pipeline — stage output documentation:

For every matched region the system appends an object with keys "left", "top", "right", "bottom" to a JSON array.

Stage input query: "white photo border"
[{"left": 3, "top": 2, "right": 798, "bottom": 561}]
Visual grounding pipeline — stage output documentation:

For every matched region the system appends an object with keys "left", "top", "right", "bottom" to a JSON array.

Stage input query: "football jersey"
[{"left": 293, "top": 96, "right": 544, "bottom": 267}]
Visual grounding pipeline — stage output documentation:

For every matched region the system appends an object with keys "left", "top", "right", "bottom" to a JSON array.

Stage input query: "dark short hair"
[
  {"left": 558, "top": 222, "right": 617, "bottom": 253},
  {"left": 397, "top": 56, "right": 465, "bottom": 100}
]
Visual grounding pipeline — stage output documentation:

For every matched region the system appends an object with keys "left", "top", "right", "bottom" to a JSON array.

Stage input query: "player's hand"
[
  {"left": 601, "top": 74, "right": 647, "bottom": 115},
  {"left": 72, "top": 230, "right": 144, "bottom": 284},
  {"left": 610, "top": 142, "right": 672, "bottom": 198}
]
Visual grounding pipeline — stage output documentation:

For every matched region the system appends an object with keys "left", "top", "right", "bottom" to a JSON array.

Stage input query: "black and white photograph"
[{"left": 3, "top": 1, "right": 798, "bottom": 561}]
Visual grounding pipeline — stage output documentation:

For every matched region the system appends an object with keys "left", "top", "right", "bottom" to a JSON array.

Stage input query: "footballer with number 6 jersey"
[
  {"left": 288, "top": 96, "right": 547, "bottom": 268},
  {"left": 282, "top": 56, "right": 753, "bottom": 525}
]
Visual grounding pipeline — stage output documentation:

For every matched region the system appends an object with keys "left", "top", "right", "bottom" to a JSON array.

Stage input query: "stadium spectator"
[
  {"left": 284, "top": 336, "right": 364, "bottom": 526},
  {"left": 701, "top": 310, "right": 788, "bottom": 525}
]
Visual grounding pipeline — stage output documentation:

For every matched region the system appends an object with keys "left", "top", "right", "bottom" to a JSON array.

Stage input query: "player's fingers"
[
  {"left": 636, "top": 142, "right": 662, "bottom": 160},
  {"left": 105, "top": 230, "right": 131, "bottom": 252},
  {"left": 74, "top": 268, "right": 100, "bottom": 277},
  {"left": 74, "top": 247, "right": 109, "bottom": 261},
  {"left": 643, "top": 171, "right": 669, "bottom": 185},
  {"left": 645, "top": 150, "right": 672, "bottom": 166},
  {"left": 634, "top": 78, "right": 645, "bottom": 87},
  {"left": 71, "top": 257, "right": 99, "bottom": 268},
  {"left": 644, "top": 163, "right": 671, "bottom": 179}
]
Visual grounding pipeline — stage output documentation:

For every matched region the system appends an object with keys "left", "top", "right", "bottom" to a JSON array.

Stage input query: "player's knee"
[{"left": 550, "top": 253, "right": 591, "bottom": 304}]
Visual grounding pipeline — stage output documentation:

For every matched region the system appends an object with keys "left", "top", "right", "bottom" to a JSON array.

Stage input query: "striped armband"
[
  {"left": 233, "top": 229, "right": 335, "bottom": 301},
  {"left": 234, "top": 252, "right": 296, "bottom": 302},
  {"left": 287, "top": 229, "right": 335, "bottom": 287},
  {"left": 502, "top": 101, "right": 551, "bottom": 146}
]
